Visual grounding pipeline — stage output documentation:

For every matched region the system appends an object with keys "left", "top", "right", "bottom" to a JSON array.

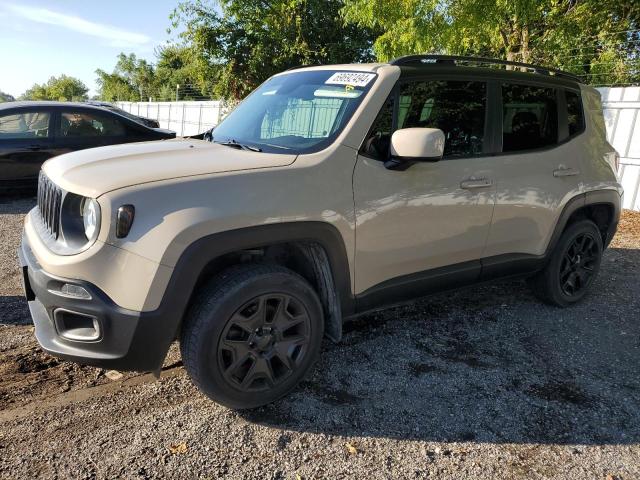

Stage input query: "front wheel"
[
  {"left": 528, "top": 219, "right": 604, "bottom": 307},
  {"left": 180, "top": 264, "right": 324, "bottom": 409}
]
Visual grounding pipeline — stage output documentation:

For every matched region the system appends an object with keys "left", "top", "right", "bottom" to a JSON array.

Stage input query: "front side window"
[
  {"left": 502, "top": 84, "right": 558, "bottom": 152},
  {"left": 212, "top": 70, "right": 377, "bottom": 154},
  {"left": 61, "top": 112, "right": 126, "bottom": 137},
  {"left": 0, "top": 112, "right": 50, "bottom": 139},
  {"left": 361, "top": 80, "right": 487, "bottom": 160},
  {"left": 565, "top": 90, "right": 585, "bottom": 136},
  {"left": 398, "top": 80, "right": 487, "bottom": 157}
]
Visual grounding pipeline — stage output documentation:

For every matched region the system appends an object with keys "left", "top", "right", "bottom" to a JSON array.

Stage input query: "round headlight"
[{"left": 82, "top": 198, "right": 100, "bottom": 242}]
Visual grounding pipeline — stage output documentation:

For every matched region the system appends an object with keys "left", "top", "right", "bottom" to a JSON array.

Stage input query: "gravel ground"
[{"left": 0, "top": 195, "right": 639, "bottom": 479}]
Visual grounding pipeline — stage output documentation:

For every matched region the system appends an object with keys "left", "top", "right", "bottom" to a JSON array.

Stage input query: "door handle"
[
  {"left": 553, "top": 166, "right": 580, "bottom": 177},
  {"left": 26, "top": 144, "right": 42, "bottom": 151},
  {"left": 460, "top": 177, "right": 493, "bottom": 189}
]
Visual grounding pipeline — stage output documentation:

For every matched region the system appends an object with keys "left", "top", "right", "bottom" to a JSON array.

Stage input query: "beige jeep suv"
[{"left": 19, "top": 55, "right": 622, "bottom": 408}]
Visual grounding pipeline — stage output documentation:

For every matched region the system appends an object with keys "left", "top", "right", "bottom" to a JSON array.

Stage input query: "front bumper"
[{"left": 18, "top": 235, "right": 176, "bottom": 372}]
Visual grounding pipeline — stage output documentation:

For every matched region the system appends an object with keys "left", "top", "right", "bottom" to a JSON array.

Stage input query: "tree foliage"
[
  {"left": 170, "top": 0, "right": 380, "bottom": 99},
  {"left": 95, "top": 48, "right": 212, "bottom": 101},
  {"left": 20, "top": 75, "right": 89, "bottom": 101},
  {"left": 96, "top": 53, "right": 153, "bottom": 101},
  {"left": 341, "top": 0, "right": 640, "bottom": 85},
  {"left": 154, "top": 45, "right": 216, "bottom": 100},
  {"left": 91, "top": 0, "right": 639, "bottom": 103}
]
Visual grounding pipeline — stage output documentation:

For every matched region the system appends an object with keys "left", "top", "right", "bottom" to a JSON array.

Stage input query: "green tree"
[
  {"left": 95, "top": 69, "right": 138, "bottom": 101},
  {"left": 95, "top": 53, "right": 156, "bottom": 101},
  {"left": 21, "top": 84, "right": 48, "bottom": 100},
  {"left": 20, "top": 75, "right": 88, "bottom": 101},
  {"left": 115, "top": 53, "right": 155, "bottom": 99},
  {"left": 341, "top": 0, "right": 640, "bottom": 84},
  {"left": 154, "top": 45, "right": 216, "bottom": 100},
  {"left": 171, "top": 0, "right": 380, "bottom": 100},
  {"left": 0, "top": 90, "right": 16, "bottom": 102},
  {"left": 96, "top": 48, "right": 213, "bottom": 101}
]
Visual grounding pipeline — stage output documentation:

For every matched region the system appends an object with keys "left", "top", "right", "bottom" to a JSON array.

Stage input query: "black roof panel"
[{"left": 391, "top": 55, "right": 582, "bottom": 86}]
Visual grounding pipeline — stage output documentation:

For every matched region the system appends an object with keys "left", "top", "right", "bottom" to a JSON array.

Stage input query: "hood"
[{"left": 43, "top": 139, "right": 296, "bottom": 198}]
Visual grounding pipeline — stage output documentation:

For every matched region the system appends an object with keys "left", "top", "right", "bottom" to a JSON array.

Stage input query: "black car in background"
[
  {"left": 0, "top": 101, "right": 176, "bottom": 188},
  {"left": 86, "top": 101, "right": 161, "bottom": 128}
]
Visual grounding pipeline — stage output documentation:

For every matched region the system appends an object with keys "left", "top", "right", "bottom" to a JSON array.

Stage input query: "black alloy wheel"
[
  {"left": 528, "top": 219, "right": 603, "bottom": 307},
  {"left": 218, "top": 293, "right": 312, "bottom": 392},
  {"left": 180, "top": 264, "right": 323, "bottom": 409},
  {"left": 558, "top": 232, "right": 599, "bottom": 297}
]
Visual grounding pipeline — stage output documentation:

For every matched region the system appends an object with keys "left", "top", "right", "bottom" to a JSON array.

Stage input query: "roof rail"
[
  {"left": 285, "top": 64, "right": 318, "bottom": 71},
  {"left": 389, "top": 54, "right": 581, "bottom": 83}
]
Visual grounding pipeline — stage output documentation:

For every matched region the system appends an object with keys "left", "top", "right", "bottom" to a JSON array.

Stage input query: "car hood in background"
[{"left": 43, "top": 139, "right": 296, "bottom": 198}]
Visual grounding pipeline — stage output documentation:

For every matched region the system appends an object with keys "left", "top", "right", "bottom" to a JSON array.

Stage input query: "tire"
[
  {"left": 528, "top": 219, "right": 603, "bottom": 307},
  {"left": 180, "top": 264, "right": 324, "bottom": 409}
]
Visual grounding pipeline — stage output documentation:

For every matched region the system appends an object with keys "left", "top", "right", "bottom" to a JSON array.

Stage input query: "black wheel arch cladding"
[{"left": 153, "top": 221, "right": 353, "bottom": 339}]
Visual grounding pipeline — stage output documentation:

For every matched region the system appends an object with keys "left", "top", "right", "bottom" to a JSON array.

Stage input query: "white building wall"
[
  {"left": 115, "top": 101, "right": 227, "bottom": 136},
  {"left": 598, "top": 86, "right": 640, "bottom": 211}
]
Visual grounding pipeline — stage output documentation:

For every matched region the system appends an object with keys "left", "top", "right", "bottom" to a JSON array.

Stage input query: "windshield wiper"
[
  {"left": 214, "top": 139, "right": 262, "bottom": 152},
  {"left": 261, "top": 142, "right": 292, "bottom": 150}
]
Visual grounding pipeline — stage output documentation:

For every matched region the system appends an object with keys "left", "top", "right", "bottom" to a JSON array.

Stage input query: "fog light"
[
  {"left": 116, "top": 204, "right": 135, "bottom": 238},
  {"left": 51, "top": 283, "right": 92, "bottom": 300},
  {"left": 54, "top": 309, "right": 100, "bottom": 342}
]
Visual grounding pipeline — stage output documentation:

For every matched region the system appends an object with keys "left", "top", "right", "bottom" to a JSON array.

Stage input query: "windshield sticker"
[
  {"left": 314, "top": 87, "right": 363, "bottom": 99},
  {"left": 325, "top": 72, "right": 376, "bottom": 87}
]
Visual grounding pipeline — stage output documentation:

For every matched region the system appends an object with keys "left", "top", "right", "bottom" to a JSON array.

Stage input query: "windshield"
[{"left": 211, "top": 70, "right": 377, "bottom": 154}]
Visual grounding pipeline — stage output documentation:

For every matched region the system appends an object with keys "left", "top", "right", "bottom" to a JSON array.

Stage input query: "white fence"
[
  {"left": 117, "top": 91, "right": 640, "bottom": 211},
  {"left": 599, "top": 87, "right": 640, "bottom": 211},
  {"left": 115, "top": 101, "right": 228, "bottom": 136}
]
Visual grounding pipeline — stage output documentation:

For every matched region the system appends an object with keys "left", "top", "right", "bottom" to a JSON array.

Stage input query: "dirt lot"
[{"left": 1, "top": 195, "right": 639, "bottom": 479}]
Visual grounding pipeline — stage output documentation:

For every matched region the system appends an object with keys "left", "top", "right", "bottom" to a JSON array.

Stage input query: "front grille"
[{"left": 37, "top": 172, "right": 63, "bottom": 239}]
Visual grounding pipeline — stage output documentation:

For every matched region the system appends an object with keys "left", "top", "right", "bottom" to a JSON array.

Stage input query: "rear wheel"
[
  {"left": 180, "top": 264, "right": 323, "bottom": 409},
  {"left": 528, "top": 220, "right": 603, "bottom": 307}
]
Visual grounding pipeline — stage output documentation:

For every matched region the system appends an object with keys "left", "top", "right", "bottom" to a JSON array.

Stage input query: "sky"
[{"left": 0, "top": 0, "right": 183, "bottom": 98}]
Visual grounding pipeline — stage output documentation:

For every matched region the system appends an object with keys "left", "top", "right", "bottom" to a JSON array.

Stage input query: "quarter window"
[
  {"left": 0, "top": 112, "right": 50, "bottom": 139},
  {"left": 361, "top": 94, "right": 394, "bottom": 159},
  {"left": 398, "top": 81, "right": 487, "bottom": 157},
  {"left": 502, "top": 84, "right": 558, "bottom": 152},
  {"left": 565, "top": 90, "right": 585, "bottom": 136},
  {"left": 61, "top": 112, "right": 126, "bottom": 137}
]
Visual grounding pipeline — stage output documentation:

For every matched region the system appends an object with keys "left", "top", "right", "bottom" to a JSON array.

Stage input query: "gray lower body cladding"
[{"left": 18, "top": 236, "right": 176, "bottom": 372}]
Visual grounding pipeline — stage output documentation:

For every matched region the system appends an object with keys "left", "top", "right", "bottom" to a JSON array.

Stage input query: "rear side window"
[
  {"left": 0, "top": 112, "right": 50, "bottom": 139},
  {"left": 565, "top": 90, "right": 585, "bottom": 136},
  {"left": 398, "top": 81, "right": 487, "bottom": 157},
  {"left": 61, "top": 112, "right": 126, "bottom": 137},
  {"left": 502, "top": 84, "right": 558, "bottom": 152}
]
